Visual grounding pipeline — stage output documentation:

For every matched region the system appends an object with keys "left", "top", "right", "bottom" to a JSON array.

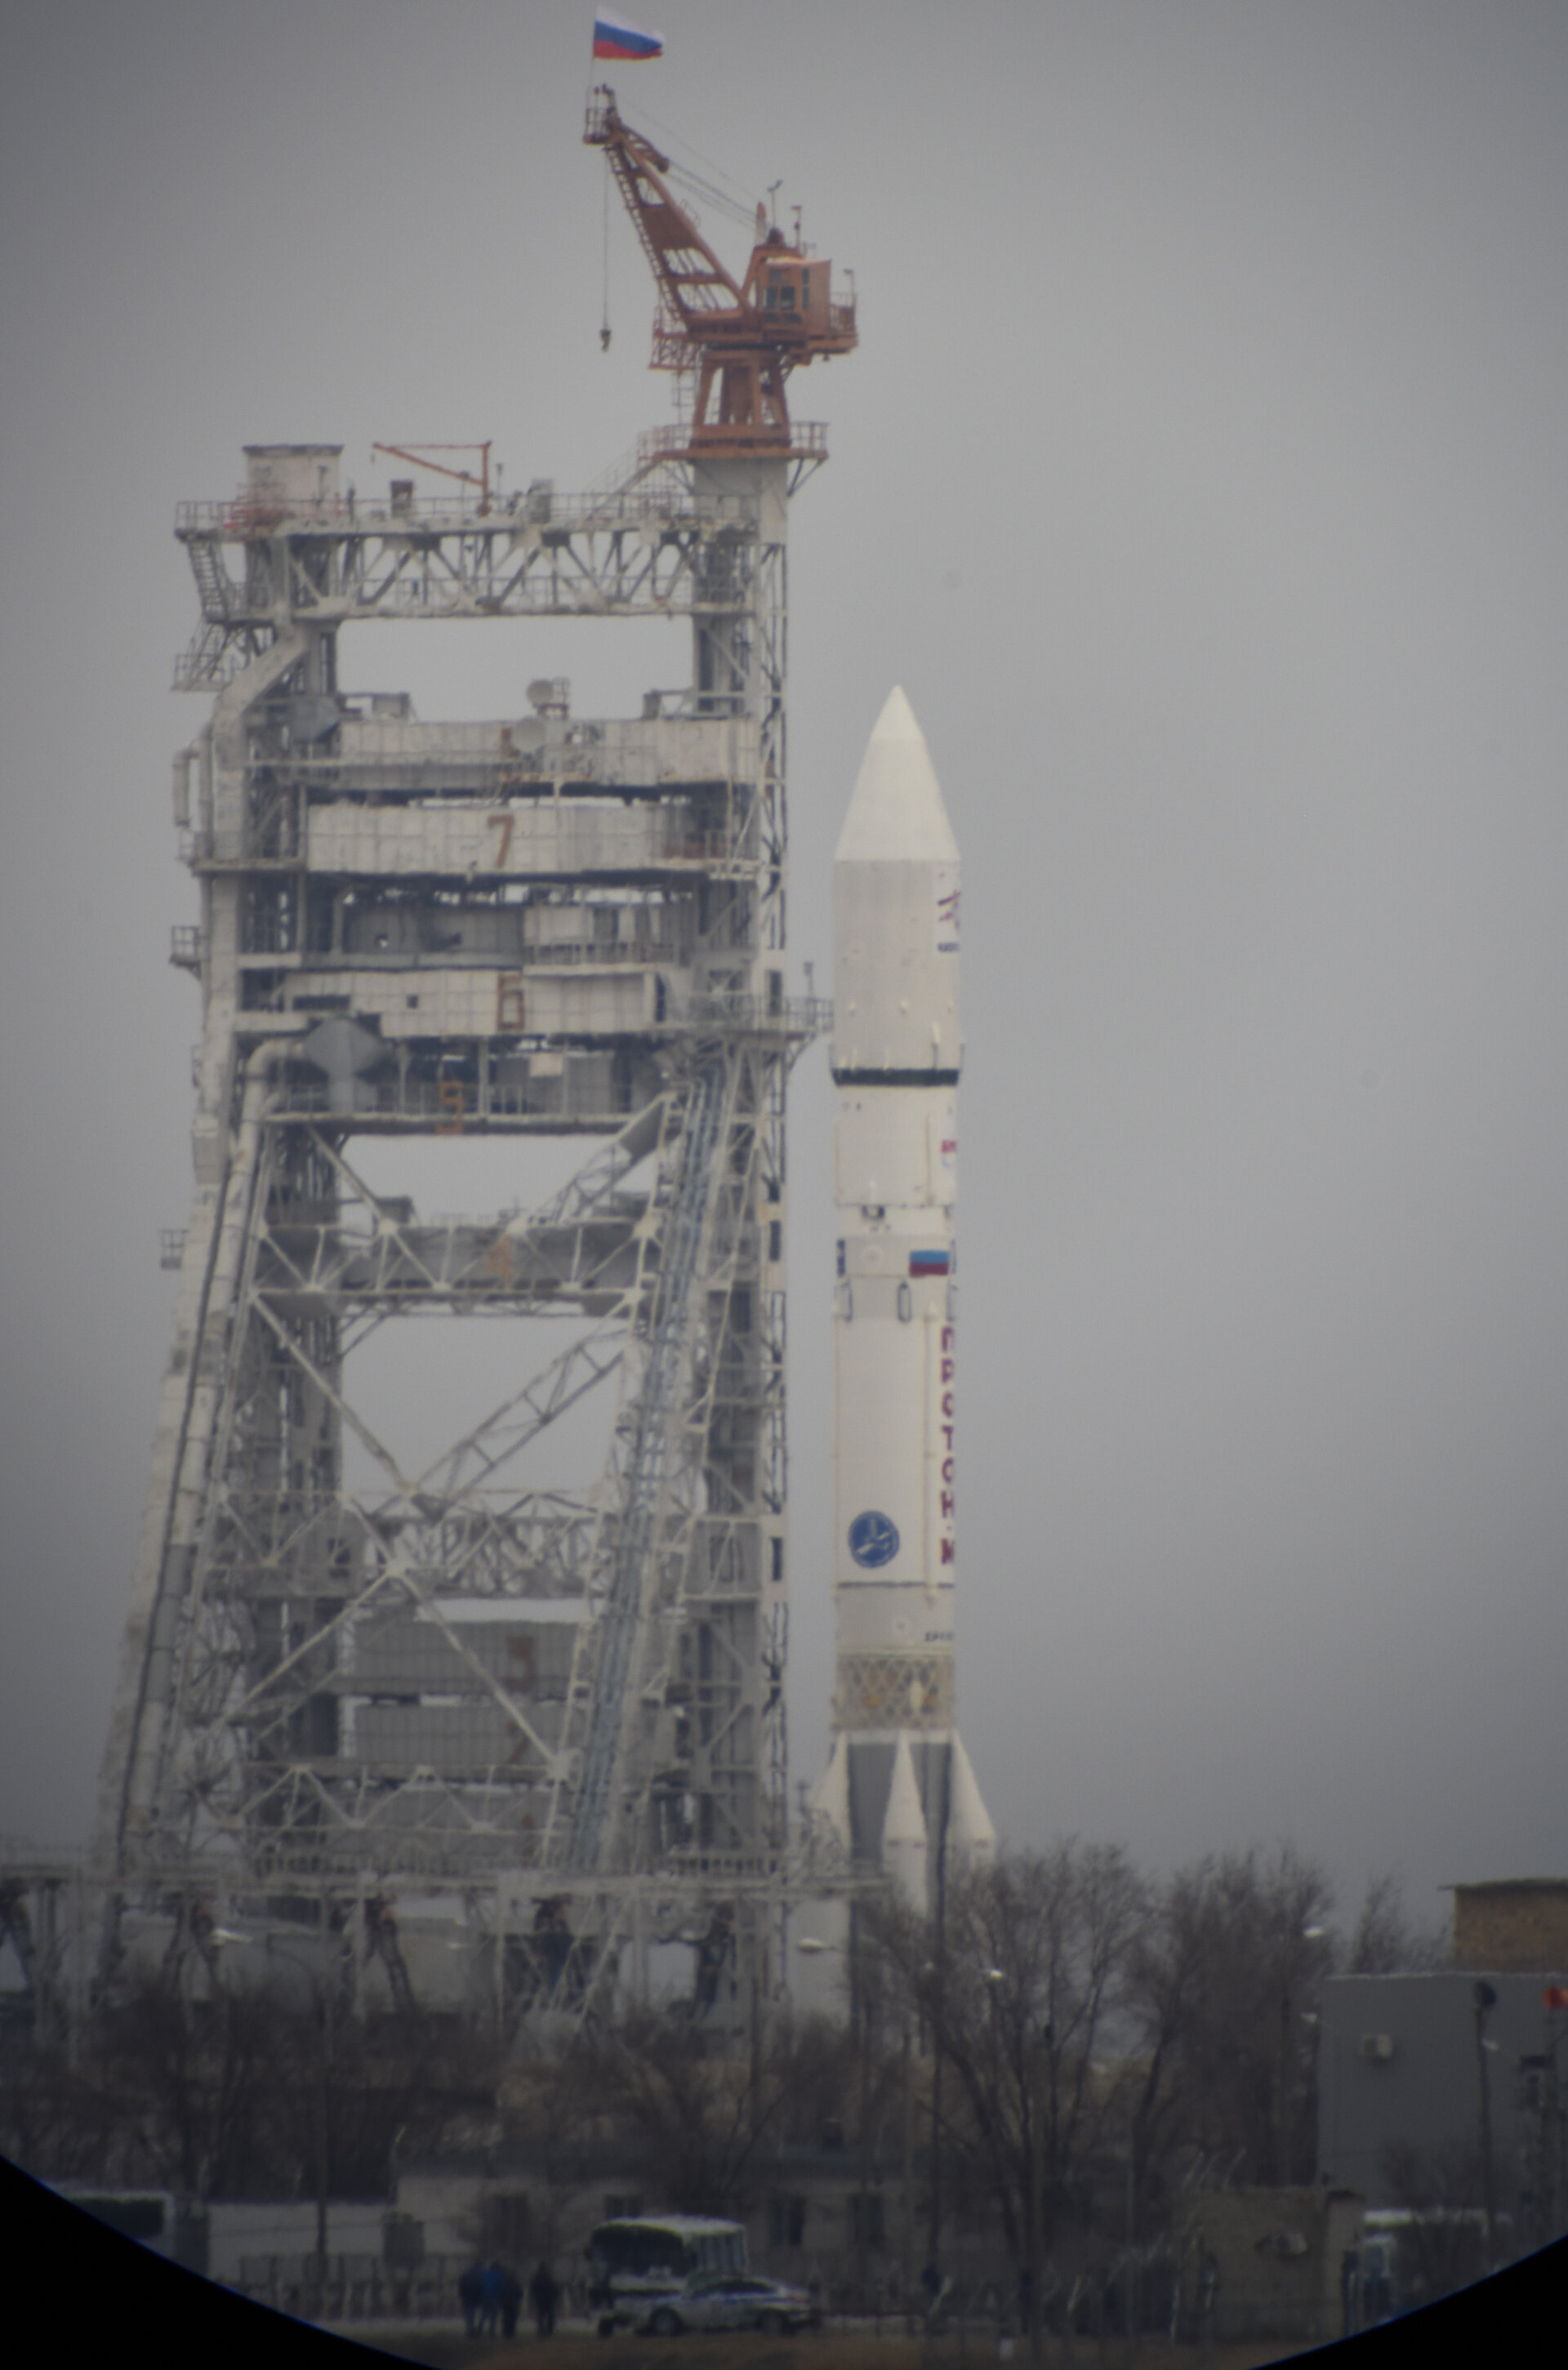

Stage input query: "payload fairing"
[{"left": 811, "top": 688, "right": 995, "bottom": 1907}]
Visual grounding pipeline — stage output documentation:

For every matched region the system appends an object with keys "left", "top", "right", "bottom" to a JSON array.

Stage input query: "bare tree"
[
  {"left": 4, "top": 1960, "right": 493, "bottom": 2238},
  {"left": 870, "top": 1843, "right": 1148, "bottom": 2357},
  {"left": 0, "top": 2042, "right": 129, "bottom": 2189},
  {"left": 1381, "top": 2136, "right": 1491, "bottom": 2301},
  {"left": 565, "top": 2006, "right": 851, "bottom": 2219},
  {"left": 1129, "top": 1846, "right": 1336, "bottom": 2198},
  {"left": 99, "top": 1970, "right": 279, "bottom": 2202},
  {"left": 1348, "top": 1873, "right": 1449, "bottom": 1974}
]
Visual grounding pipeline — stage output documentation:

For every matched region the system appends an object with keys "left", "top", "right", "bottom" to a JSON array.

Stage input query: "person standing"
[
  {"left": 459, "top": 2258, "right": 484, "bottom": 2338},
  {"left": 501, "top": 2263, "right": 523, "bottom": 2338},
  {"left": 530, "top": 2259, "right": 562, "bottom": 2336}
]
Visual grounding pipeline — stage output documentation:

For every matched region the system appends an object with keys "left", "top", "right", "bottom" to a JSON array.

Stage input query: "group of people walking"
[{"left": 459, "top": 2258, "right": 562, "bottom": 2340}]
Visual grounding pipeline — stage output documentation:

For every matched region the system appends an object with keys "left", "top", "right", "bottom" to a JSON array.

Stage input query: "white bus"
[{"left": 586, "top": 2214, "right": 747, "bottom": 2330}]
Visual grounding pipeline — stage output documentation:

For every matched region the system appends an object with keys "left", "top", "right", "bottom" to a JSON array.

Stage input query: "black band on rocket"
[{"left": 831, "top": 1067, "right": 960, "bottom": 1088}]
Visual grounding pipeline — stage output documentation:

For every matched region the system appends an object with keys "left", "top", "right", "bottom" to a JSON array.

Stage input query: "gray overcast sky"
[{"left": 2, "top": 0, "right": 1565, "bottom": 1929}]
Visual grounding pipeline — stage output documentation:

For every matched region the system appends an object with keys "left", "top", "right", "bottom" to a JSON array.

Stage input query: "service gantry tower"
[{"left": 87, "top": 94, "right": 856, "bottom": 2029}]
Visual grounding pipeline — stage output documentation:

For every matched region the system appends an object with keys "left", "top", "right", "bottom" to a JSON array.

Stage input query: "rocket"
[{"left": 810, "top": 688, "right": 996, "bottom": 1909}]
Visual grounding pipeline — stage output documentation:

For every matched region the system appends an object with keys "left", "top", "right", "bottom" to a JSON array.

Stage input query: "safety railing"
[
  {"left": 174, "top": 481, "right": 754, "bottom": 538},
  {"left": 635, "top": 419, "right": 829, "bottom": 464},
  {"left": 683, "top": 991, "right": 831, "bottom": 1038},
  {"left": 269, "top": 1075, "right": 639, "bottom": 1128}
]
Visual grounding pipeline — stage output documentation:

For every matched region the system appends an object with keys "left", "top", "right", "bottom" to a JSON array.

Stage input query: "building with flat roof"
[
  {"left": 1317, "top": 1968, "right": 1567, "bottom": 2239},
  {"left": 1450, "top": 1880, "right": 1568, "bottom": 1973}
]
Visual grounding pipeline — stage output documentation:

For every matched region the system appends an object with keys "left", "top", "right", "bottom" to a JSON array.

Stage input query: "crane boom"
[
  {"left": 588, "top": 97, "right": 748, "bottom": 326},
  {"left": 586, "top": 87, "right": 856, "bottom": 458}
]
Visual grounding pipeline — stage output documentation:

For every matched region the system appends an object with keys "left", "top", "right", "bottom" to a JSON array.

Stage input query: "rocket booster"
[{"left": 812, "top": 688, "right": 995, "bottom": 1904}]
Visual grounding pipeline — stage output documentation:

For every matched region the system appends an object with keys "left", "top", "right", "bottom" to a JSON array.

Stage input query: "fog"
[{"left": 2, "top": 0, "right": 1565, "bottom": 1927}]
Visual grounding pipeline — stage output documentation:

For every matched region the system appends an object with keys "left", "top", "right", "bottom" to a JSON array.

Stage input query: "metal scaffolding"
[
  {"left": 0, "top": 96, "right": 866, "bottom": 2049},
  {"left": 81, "top": 434, "right": 823, "bottom": 2030}
]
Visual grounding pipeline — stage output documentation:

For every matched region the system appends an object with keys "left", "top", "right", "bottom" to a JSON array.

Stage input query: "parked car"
[{"left": 637, "top": 2271, "right": 817, "bottom": 2335}]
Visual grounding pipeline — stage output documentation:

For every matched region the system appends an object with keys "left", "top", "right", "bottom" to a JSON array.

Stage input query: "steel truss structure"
[{"left": 85, "top": 439, "right": 830, "bottom": 2029}]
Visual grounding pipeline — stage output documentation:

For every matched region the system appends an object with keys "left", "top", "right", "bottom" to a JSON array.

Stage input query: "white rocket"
[{"left": 810, "top": 688, "right": 996, "bottom": 1908}]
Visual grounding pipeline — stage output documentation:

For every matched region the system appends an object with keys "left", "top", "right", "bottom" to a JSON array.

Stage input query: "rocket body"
[{"left": 813, "top": 688, "right": 994, "bottom": 1904}]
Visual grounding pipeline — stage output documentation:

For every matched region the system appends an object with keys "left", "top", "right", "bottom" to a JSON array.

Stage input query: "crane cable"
[
  {"left": 666, "top": 159, "right": 760, "bottom": 236},
  {"left": 595, "top": 111, "right": 764, "bottom": 358},
  {"left": 632, "top": 100, "right": 761, "bottom": 231},
  {"left": 600, "top": 155, "right": 612, "bottom": 351}
]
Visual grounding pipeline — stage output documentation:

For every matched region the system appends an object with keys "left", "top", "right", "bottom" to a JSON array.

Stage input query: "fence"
[{"left": 234, "top": 2252, "right": 458, "bottom": 2321}]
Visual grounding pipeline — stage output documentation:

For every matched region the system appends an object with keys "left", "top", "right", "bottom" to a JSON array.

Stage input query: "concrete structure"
[
  {"left": 1174, "top": 2186, "right": 1364, "bottom": 2349},
  {"left": 48, "top": 91, "right": 859, "bottom": 2038},
  {"left": 1318, "top": 1968, "right": 1568, "bottom": 2237},
  {"left": 90, "top": 442, "right": 813, "bottom": 2016},
  {"left": 808, "top": 692, "right": 994, "bottom": 1907}
]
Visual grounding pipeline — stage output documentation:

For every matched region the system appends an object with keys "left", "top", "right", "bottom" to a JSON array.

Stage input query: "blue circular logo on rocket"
[{"left": 849, "top": 1511, "right": 900, "bottom": 1570}]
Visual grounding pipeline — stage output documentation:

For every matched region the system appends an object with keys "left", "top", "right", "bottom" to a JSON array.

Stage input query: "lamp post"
[
  {"left": 927, "top": 1973, "right": 944, "bottom": 2283},
  {"left": 1472, "top": 1981, "right": 1499, "bottom": 2263},
  {"left": 1533, "top": 1988, "right": 1568, "bottom": 2242},
  {"left": 1027, "top": 2011, "right": 1050, "bottom": 2368},
  {"left": 800, "top": 1931, "right": 879, "bottom": 2311},
  {"left": 210, "top": 1913, "right": 340, "bottom": 2292},
  {"left": 1275, "top": 1922, "right": 1327, "bottom": 2183},
  {"left": 979, "top": 1966, "right": 1048, "bottom": 2363},
  {"left": 921, "top": 1749, "right": 955, "bottom": 2292},
  {"left": 246, "top": 1920, "right": 338, "bottom": 2284}
]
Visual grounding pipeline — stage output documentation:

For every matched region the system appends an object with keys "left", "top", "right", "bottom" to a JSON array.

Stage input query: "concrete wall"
[
  {"left": 207, "top": 2198, "right": 388, "bottom": 2283},
  {"left": 1454, "top": 1882, "right": 1568, "bottom": 1972},
  {"left": 1176, "top": 2186, "right": 1362, "bottom": 2346},
  {"left": 393, "top": 2158, "right": 929, "bottom": 2304}
]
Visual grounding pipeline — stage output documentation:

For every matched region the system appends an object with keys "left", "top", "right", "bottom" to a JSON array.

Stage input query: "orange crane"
[
  {"left": 585, "top": 87, "right": 857, "bottom": 458},
  {"left": 372, "top": 442, "right": 493, "bottom": 514}
]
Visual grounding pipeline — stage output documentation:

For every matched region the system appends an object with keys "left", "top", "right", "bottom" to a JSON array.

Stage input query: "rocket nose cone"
[
  {"left": 870, "top": 684, "right": 924, "bottom": 746},
  {"left": 835, "top": 687, "right": 959, "bottom": 866}
]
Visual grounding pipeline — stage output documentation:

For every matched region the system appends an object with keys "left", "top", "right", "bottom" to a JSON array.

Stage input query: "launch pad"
[
  {"left": 0, "top": 96, "right": 867, "bottom": 2045},
  {"left": 1, "top": 89, "right": 987, "bottom": 2054},
  {"left": 99, "top": 419, "right": 814, "bottom": 2028}
]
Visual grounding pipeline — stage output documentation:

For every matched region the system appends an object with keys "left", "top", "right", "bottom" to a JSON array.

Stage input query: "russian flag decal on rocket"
[{"left": 593, "top": 11, "right": 665, "bottom": 60}]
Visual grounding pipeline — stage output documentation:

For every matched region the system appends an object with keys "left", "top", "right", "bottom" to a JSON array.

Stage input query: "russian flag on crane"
[{"left": 594, "top": 9, "right": 664, "bottom": 60}]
